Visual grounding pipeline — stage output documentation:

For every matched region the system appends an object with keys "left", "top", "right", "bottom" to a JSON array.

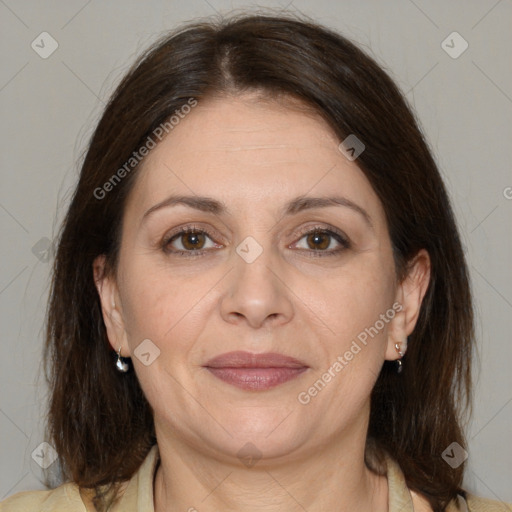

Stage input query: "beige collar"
[{"left": 382, "top": 451, "right": 415, "bottom": 511}]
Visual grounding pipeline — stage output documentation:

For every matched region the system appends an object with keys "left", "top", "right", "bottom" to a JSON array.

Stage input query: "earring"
[
  {"left": 115, "top": 346, "right": 129, "bottom": 373},
  {"left": 395, "top": 341, "right": 406, "bottom": 374}
]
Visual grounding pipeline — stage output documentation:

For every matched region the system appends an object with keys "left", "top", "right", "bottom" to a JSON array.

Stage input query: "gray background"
[{"left": 1, "top": 0, "right": 511, "bottom": 504}]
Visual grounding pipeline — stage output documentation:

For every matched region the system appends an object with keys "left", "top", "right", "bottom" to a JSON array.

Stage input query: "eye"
[
  {"left": 162, "top": 226, "right": 222, "bottom": 255},
  {"left": 292, "top": 227, "right": 350, "bottom": 256}
]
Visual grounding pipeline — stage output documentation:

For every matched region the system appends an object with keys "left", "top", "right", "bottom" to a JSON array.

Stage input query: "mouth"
[{"left": 203, "top": 351, "right": 309, "bottom": 391}]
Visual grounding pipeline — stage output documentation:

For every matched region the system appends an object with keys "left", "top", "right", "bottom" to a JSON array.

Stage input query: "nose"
[{"left": 220, "top": 243, "right": 294, "bottom": 329}]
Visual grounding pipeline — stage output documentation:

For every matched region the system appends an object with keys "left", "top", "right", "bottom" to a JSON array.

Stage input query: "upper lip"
[{"left": 204, "top": 351, "right": 308, "bottom": 369}]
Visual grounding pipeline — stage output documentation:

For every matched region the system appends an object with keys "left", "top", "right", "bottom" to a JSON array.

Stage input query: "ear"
[
  {"left": 385, "top": 249, "right": 431, "bottom": 361},
  {"left": 93, "top": 255, "right": 131, "bottom": 357}
]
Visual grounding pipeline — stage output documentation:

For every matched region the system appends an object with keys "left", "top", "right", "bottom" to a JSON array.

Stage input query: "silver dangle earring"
[
  {"left": 115, "top": 346, "right": 129, "bottom": 373},
  {"left": 395, "top": 342, "right": 405, "bottom": 374}
]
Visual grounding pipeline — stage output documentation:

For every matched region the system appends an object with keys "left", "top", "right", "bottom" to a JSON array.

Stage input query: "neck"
[{"left": 153, "top": 428, "right": 388, "bottom": 512}]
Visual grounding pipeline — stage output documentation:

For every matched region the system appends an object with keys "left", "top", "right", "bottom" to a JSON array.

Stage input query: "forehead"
[{"left": 124, "top": 94, "right": 385, "bottom": 224}]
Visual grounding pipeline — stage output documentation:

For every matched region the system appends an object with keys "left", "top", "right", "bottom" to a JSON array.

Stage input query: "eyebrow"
[{"left": 141, "top": 194, "right": 373, "bottom": 228}]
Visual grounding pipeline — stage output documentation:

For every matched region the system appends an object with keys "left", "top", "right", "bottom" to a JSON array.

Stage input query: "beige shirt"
[{"left": 1, "top": 445, "right": 510, "bottom": 511}]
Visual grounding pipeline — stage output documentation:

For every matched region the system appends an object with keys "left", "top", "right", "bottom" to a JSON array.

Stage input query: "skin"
[{"left": 94, "top": 93, "right": 431, "bottom": 512}]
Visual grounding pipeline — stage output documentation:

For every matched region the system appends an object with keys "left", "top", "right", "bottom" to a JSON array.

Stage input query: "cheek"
[
  {"left": 118, "top": 256, "right": 217, "bottom": 350},
  {"left": 311, "top": 257, "right": 395, "bottom": 341},
  {"left": 298, "top": 267, "right": 395, "bottom": 408}
]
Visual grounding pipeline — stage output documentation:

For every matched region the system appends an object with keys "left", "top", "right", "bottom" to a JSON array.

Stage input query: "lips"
[
  {"left": 205, "top": 351, "right": 307, "bottom": 369},
  {"left": 204, "top": 351, "right": 309, "bottom": 391}
]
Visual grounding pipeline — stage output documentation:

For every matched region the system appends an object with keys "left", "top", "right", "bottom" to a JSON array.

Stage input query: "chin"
[{"left": 197, "top": 410, "right": 310, "bottom": 464}]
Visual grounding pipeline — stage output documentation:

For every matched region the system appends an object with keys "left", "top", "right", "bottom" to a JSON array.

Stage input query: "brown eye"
[
  {"left": 293, "top": 228, "right": 350, "bottom": 256},
  {"left": 179, "top": 231, "right": 206, "bottom": 250},
  {"left": 306, "top": 231, "right": 331, "bottom": 250},
  {"left": 163, "top": 227, "right": 220, "bottom": 255}
]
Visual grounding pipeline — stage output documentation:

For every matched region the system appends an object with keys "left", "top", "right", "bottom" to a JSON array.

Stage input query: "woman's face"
[{"left": 96, "top": 94, "right": 426, "bottom": 463}]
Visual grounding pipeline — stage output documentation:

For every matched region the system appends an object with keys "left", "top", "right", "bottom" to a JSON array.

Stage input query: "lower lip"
[{"left": 206, "top": 367, "right": 308, "bottom": 391}]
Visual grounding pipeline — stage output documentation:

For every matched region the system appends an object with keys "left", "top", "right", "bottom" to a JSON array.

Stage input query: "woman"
[{"left": 1, "top": 13, "right": 509, "bottom": 512}]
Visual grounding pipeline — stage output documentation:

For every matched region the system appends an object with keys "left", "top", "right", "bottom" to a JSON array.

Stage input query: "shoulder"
[
  {"left": 0, "top": 445, "right": 159, "bottom": 512},
  {"left": 0, "top": 482, "right": 91, "bottom": 512},
  {"left": 410, "top": 489, "right": 511, "bottom": 512},
  {"left": 411, "top": 485, "right": 511, "bottom": 512},
  {"left": 465, "top": 493, "right": 512, "bottom": 511},
  {"left": 379, "top": 448, "right": 511, "bottom": 512}
]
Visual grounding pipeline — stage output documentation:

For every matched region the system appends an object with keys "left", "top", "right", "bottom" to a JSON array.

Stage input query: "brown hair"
[{"left": 45, "top": 13, "right": 473, "bottom": 511}]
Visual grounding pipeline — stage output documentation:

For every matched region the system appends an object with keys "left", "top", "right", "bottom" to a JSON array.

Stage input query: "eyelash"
[{"left": 161, "top": 224, "right": 351, "bottom": 258}]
